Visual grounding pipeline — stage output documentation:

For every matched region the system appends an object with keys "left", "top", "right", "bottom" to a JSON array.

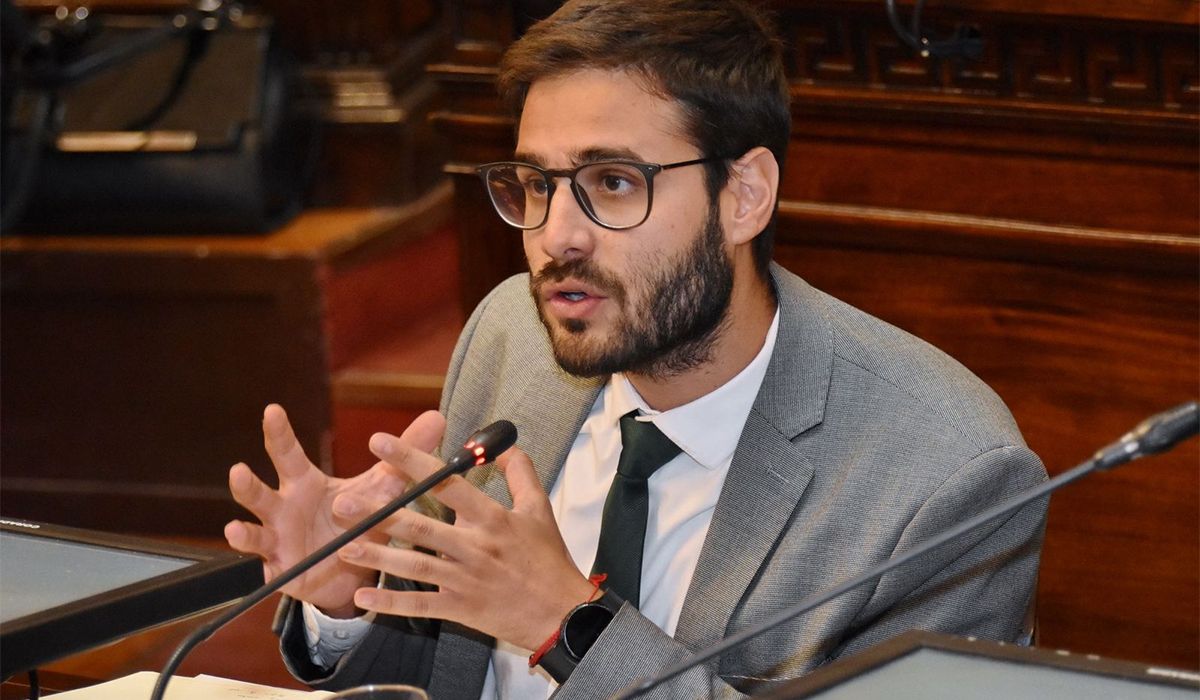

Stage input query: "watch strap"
[{"left": 537, "top": 588, "right": 624, "bottom": 683}]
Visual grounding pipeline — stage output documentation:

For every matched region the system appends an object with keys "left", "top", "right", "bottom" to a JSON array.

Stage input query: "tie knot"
[{"left": 616, "top": 411, "right": 682, "bottom": 481}]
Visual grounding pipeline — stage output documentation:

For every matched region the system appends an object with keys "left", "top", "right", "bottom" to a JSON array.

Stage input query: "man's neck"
[{"left": 627, "top": 273, "right": 777, "bottom": 411}]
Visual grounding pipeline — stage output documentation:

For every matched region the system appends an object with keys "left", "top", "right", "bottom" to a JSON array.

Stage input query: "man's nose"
[{"left": 537, "top": 181, "right": 596, "bottom": 262}]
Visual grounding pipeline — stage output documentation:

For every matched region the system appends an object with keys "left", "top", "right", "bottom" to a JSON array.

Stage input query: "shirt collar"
[{"left": 604, "top": 309, "right": 780, "bottom": 470}]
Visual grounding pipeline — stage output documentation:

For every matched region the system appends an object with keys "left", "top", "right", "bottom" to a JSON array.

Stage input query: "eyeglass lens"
[{"left": 484, "top": 162, "right": 651, "bottom": 229}]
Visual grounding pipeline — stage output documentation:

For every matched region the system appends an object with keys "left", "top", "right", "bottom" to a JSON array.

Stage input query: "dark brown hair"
[{"left": 499, "top": 0, "right": 791, "bottom": 279}]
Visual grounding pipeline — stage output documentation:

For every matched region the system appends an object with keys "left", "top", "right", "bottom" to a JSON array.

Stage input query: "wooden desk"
[
  {"left": 0, "top": 592, "right": 305, "bottom": 699},
  {"left": 1, "top": 185, "right": 451, "bottom": 536}
]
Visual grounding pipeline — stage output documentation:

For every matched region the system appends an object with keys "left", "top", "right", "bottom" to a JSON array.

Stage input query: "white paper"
[{"left": 46, "top": 671, "right": 335, "bottom": 699}]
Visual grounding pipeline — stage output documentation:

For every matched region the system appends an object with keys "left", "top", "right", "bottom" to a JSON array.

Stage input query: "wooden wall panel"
[
  {"left": 0, "top": 251, "right": 328, "bottom": 535},
  {"left": 0, "top": 204, "right": 451, "bottom": 536},
  {"left": 772, "top": 1, "right": 1200, "bottom": 668},
  {"left": 431, "top": 0, "right": 1200, "bottom": 671},
  {"left": 782, "top": 131, "right": 1199, "bottom": 236},
  {"left": 774, "top": 217, "right": 1199, "bottom": 666}
]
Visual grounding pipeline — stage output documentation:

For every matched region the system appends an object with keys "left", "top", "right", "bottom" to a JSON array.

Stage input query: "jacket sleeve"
[
  {"left": 832, "top": 444, "right": 1047, "bottom": 659},
  {"left": 275, "top": 583, "right": 439, "bottom": 691},
  {"left": 555, "top": 604, "right": 748, "bottom": 699}
]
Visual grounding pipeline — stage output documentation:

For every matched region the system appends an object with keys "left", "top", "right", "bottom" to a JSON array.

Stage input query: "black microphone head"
[
  {"left": 1097, "top": 400, "right": 1200, "bottom": 470},
  {"left": 1134, "top": 401, "right": 1200, "bottom": 456},
  {"left": 446, "top": 420, "right": 518, "bottom": 473}
]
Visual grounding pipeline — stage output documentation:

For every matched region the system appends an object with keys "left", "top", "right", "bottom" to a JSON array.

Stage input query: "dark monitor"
[
  {"left": 758, "top": 630, "right": 1200, "bottom": 699},
  {"left": 0, "top": 518, "right": 262, "bottom": 679}
]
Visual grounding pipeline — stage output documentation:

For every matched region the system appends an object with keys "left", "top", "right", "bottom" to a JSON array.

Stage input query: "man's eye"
[
  {"left": 601, "top": 175, "right": 631, "bottom": 192},
  {"left": 590, "top": 168, "right": 643, "bottom": 196},
  {"left": 522, "top": 178, "right": 549, "bottom": 196}
]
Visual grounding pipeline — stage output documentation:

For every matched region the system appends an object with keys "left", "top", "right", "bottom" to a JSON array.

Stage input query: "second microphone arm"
[{"left": 615, "top": 401, "right": 1200, "bottom": 699}]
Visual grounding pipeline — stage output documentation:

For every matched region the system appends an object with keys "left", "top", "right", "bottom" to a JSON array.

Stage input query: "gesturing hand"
[
  {"left": 330, "top": 431, "right": 596, "bottom": 651},
  {"left": 223, "top": 404, "right": 445, "bottom": 618}
]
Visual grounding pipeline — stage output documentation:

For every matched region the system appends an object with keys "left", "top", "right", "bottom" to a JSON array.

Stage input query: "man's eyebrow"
[
  {"left": 510, "top": 147, "right": 645, "bottom": 168},
  {"left": 513, "top": 151, "right": 547, "bottom": 167},
  {"left": 576, "top": 147, "right": 643, "bottom": 163}
]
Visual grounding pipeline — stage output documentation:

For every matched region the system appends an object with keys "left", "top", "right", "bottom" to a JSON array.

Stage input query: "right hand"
[{"left": 223, "top": 404, "right": 445, "bottom": 618}]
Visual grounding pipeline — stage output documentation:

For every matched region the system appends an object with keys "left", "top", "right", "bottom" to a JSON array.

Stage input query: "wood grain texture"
[
  {"left": 0, "top": 208, "right": 444, "bottom": 535},
  {"left": 775, "top": 236, "right": 1198, "bottom": 666}
]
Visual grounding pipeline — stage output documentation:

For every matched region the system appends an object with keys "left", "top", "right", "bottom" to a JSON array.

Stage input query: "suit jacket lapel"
[
  {"left": 471, "top": 363, "right": 604, "bottom": 507},
  {"left": 675, "top": 266, "right": 832, "bottom": 652},
  {"left": 431, "top": 312, "right": 603, "bottom": 697}
]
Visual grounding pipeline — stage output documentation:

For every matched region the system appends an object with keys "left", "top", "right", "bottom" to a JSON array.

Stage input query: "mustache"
[{"left": 531, "top": 258, "right": 626, "bottom": 304}]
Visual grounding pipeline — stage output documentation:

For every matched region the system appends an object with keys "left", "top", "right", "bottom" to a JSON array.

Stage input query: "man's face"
[{"left": 516, "top": 69, "right": 734, "bottom": 379}]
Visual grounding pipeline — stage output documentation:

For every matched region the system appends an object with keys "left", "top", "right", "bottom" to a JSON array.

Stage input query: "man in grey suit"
[{"left": 224, "top": 1, "right": 1048, "bottom": 697}]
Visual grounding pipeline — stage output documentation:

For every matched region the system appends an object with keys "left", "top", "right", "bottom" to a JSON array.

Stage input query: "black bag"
[{"left": 2, "top": 7, "right": 318, "bottom": 235}]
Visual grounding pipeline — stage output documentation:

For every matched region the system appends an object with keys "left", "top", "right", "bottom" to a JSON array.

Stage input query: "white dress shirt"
[{"left": 307, "top": 310, "right": 780, "bottom": 699}]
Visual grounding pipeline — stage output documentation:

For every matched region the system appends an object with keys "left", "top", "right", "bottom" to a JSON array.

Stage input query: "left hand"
[{"left": 331, "top": 431, "right": 597, "bottom": 651}]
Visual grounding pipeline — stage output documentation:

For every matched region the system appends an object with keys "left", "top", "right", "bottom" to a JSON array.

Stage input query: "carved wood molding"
[
  {"left": 781, "top": 5, "right": 1199, "bottom": 125},
  {"left": 431, "top": 2, "right": 1199, "bottom": 154}
]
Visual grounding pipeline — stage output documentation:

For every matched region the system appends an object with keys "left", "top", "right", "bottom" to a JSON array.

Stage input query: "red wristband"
[{"left": 529, "top": 574, "right": 607, "bottom": 668}]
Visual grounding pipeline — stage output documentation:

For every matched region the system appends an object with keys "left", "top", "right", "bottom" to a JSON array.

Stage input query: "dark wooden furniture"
[
  {"left": 428, "top": 0, "right": 1199, "bottom": 671},
  {"left": 2, "top": 0, "right": 462, "bottom": 533},
  {"left": 0, "top": 188, "right": 452, "bottom": 536},
  {"left": 0, "top": 3, "right": 464, "bottom": 692},
  {"left": 11, "top": 0, "right": 452, "bottom": 208}
]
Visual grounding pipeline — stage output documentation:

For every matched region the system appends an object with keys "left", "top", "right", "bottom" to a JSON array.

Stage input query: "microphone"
[
  {"left": 150, "top": 420, "right": 518, "bottom": 700},
  {"left": 1093, "top": 401, "right": 1199, "bottom": 470},
  {"left": 614, "top": 401, "right": 1200, "bottom": 699}
]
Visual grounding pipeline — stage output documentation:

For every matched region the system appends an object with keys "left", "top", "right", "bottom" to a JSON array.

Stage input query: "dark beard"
[{"left": 529, "top": 206, "right": 734, "bottom": 379}]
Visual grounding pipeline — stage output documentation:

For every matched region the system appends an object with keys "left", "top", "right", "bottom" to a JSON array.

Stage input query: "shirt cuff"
[{"left": 301, "top": 600, "right": 376, "bottom": 669}]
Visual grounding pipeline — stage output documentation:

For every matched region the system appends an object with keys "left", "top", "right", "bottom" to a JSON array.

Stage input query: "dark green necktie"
[{"left": 590, "top": 410, "right": 682, "bottom": 607}]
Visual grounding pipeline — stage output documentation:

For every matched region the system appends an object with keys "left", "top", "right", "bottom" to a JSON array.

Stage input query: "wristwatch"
[{"left": 537, "top": 588, "right": 624, "bottom": 683}]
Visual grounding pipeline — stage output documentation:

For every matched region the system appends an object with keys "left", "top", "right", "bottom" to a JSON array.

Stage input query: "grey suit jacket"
[{"left": 279, "top": 264, "right": 1047, "bottom": 699}]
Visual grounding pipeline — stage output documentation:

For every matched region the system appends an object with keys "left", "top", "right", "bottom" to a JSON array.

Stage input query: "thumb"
[
  {"left": 400, "top": 410, "right": 447, "bottom": 454},
  {"left": 362, "top": 410, "right": 447, "bottom": 496},
  {"left": 496, "top": 447, "right": 548, "bottom": 515}
]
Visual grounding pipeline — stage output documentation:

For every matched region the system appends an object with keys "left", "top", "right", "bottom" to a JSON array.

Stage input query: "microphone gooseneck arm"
[
  {"left": 149, "top": 420, "right": 518, "bottom": 700},
  {"left": 614, "top": 401, "right": 1199, "bottom": 699}
]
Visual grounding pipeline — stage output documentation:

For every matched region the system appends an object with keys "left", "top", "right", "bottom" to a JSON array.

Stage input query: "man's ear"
[{"left": 721, "top": 146, "right": 780, "bottom": 246}]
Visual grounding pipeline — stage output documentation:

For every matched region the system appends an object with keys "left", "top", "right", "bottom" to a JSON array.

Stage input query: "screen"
[
  {"left": 0, "top": 519, "right": 261, "bottom": 678},
  {"left": 805, "top": 648, "right": 1197, "bottom": 699},
  {"left": 0, "top": 530, "right": 193, "bottom": 623}
]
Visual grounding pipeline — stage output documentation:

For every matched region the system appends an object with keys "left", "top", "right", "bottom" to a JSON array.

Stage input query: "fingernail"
[
  {"left": 341, "top": 543, "right": 363, "bottom": 558},
  {"left": 333, "top": 497, "right": 361, "bottom": 517},
  {"left": 370, "top": 433, "right": 392, "bottom": 456},
  {"left": 356, "top": 589, "right": 376, "bottom": 607}
]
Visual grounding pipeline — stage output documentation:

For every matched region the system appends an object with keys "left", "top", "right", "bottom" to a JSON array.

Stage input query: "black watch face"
[{"left": 563, "top": 603, "right": 614, "bottom": 660}]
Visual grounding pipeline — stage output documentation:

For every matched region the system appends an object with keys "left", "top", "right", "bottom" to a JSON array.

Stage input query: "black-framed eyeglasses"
[{"left": 475, "top": 156, "right": 726, "bottom": 231}]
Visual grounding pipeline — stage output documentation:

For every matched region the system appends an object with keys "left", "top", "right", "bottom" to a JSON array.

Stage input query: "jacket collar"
[
  {"left": 675, "top": 264, "right": 831, "bottom": 651},
  {"left": 751, "top": 263, "right": 832, "bottom": 439}
]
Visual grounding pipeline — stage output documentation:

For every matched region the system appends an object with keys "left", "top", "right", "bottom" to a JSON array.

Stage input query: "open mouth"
[
  {"left": 540, "top": 282, "right": 610, "bottom": 321},
  {"left": 543, "top": 280, "right": 607, "bottom": 303}
]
